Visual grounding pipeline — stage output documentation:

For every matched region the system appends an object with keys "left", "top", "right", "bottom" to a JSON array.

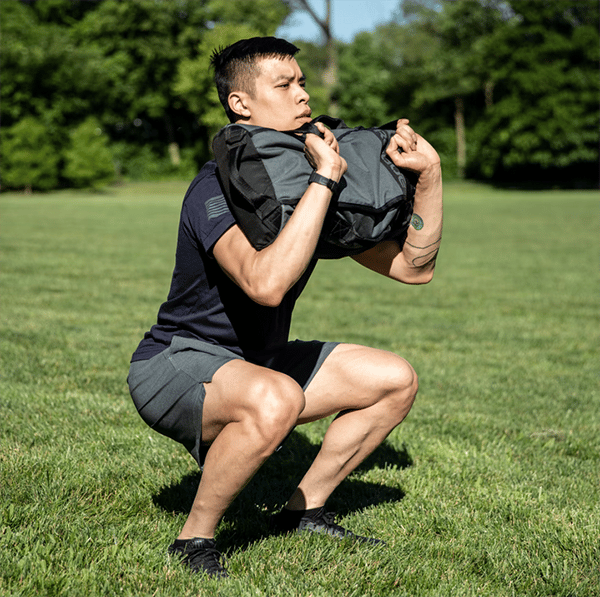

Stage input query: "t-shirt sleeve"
[{"left": 181, "top": 162, "right": 236, "bottom": 256}]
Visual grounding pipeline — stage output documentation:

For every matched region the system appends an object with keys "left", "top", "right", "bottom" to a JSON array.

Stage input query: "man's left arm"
[{"left": 352, "top": 120, "right": 443, "bottom": 285}]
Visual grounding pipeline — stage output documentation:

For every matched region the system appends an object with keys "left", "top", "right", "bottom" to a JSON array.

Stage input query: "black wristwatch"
[{"left": 308, "top": 171, "right": 339, "bottom": 193}]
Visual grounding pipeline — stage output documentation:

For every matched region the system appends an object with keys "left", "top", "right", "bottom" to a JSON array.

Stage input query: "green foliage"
[
  {"left": 1, "top": 0, "right": 292, "bottom": 189},
  {"left": 70, "top": 0, "right": 211, "bottom": 154},
  {"left": 63, "top": 117, "right": 115, "bottom": 189},
  {"left": 205, "top": 0, "right": 289, "bottom": 31},
  {"left": 336, "top": 32, "right": 394, "bottom": 127},
  {"left": 1, "top": 117, "right": 60, "bottom": 191},
  {"left": 2, "top": 0, "right": 598, "bottom": 189},
  {"left": 175, "top": 23, "right": 269, "bottom": 136},
  {"left": 470, "top": 0, "right": 600, "bottom": 180},
  {"left": 337, "top": 0, "right": 599, "bottom": 185},
  {"left": 111, "top": 143, "right": 199, "bottom": 182},
  {"left": 0, "top": 0, "right": 112, "bottom": 129},
  {"left": 1, "top": 182, "right": 599, "bottom": 595}
]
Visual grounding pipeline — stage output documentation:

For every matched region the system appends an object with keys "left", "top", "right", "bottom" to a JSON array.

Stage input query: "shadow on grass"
[{"left": 153, "top": 429, "right": 412, "bottom": 550}]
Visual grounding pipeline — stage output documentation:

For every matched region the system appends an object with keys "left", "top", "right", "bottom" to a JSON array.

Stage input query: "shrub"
[
  {"left": 63, "top": 117, "right": 114, "bottom": 189},
  {"left": 1, "top": 117, "right": 60, "bottom": 192}
]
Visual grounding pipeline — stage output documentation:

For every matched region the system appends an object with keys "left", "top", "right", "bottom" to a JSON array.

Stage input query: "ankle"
[
  {"left": 175, "top": 535, "right": 214, "bottom": 544},
  {"left": 284, "top": 505, "right": 323, "bottom": 517}
]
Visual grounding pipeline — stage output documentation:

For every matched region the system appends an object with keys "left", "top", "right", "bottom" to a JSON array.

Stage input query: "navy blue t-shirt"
[{"left": 131, "top": 161, "right": 317, "bottom": 363}]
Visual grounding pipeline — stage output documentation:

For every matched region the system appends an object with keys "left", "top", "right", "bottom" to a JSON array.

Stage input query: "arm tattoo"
[
  {"left": 411, "top": 248, "right": 439, "bottom": 268},
  {"left": 406, "top": 235, "right": 442, "bottom": 268},
  {"left": 406, "top": 236, "right": 442, "bottom": 250},
  {"left": 410, "top": 214, "right": 424, "bottom": 230}
]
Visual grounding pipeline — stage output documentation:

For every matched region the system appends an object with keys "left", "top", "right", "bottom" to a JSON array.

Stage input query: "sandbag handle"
[
  {"left": 285, "top": 122, "right": 323, "bottom": 143},
  {"left": 283, "top": 115, "right": 349, "bottom": 143},
  {"left": 312, "top": 115, "right": 349, "bottom": 130}
]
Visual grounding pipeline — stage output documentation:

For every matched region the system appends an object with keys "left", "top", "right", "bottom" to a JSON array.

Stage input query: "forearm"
[
  {"left": 242, "top": 180, "right": 334, "bottom": 303},
  {"left": 397, "top": 163, "right": 443, "bottom": 282}
]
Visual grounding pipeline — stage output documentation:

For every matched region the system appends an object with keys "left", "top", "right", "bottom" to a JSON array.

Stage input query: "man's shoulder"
[
  {"left": 182, "top": 160, "right": 231, "bottom": 220},
  {"left": 184, "top": 160, "right": 219, "bottom": 202},
  {"left": 180, "top": 160, "right": 235, "bottom": 249}
]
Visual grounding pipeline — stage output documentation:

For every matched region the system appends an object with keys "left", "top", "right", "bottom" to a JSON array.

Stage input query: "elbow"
[
  {"left": 398, "top": 251, "right": 439, "bottom": 284},
  {"left": 246, "top": 280, "right": 287, "bottom": 308},
  {"left": 400, "top": 266, "right": 436, "bottom": 285},
  {"left": 254, "top": 292, "right": 284, "bottom": 308},
  {"left": 414, "top": 268, "right": 435, "bottom": 284}
]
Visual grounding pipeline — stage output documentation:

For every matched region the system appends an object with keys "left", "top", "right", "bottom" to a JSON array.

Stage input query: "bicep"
[
  {"left": 212, "top": 224, "right": 288, "bottom": 306},
  {"left": 212, "top": 224, "right": 257, "bottom": 290}
]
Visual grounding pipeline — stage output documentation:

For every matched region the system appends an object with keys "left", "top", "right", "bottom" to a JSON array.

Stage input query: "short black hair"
[{"left": 210, "top": 37, "right": 300, "bottom": 122}]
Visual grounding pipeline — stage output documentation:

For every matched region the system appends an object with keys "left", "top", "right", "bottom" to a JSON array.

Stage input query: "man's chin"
[{"left": 296, "top": 116, "right": 313, "bottom": 126}]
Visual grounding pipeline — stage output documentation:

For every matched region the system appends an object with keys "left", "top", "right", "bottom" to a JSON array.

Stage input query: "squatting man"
[{"left": 127, "top": 36, "right": 443, "bottom": 579}]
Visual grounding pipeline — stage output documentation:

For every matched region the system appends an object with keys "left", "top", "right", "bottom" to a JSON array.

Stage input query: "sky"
[{"left": 275, "top": 0, "right": 402, "bottom": 43}]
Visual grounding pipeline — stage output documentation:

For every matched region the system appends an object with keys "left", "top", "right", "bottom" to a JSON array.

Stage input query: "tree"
[
  {"left": 70, "top": 0, "right": 211, "bottom": 165},
  {"left": 1, "top": 0, "right": 292, "bottom": 189},
  {"left": 63, "top": 117, "right": 115, "bottom": 189},
  {"left": 0, "top": 0, "right": 111, "bottom": 130},
  {"left": 395, "top": 0, "right": 508, "bottom": 178},
  {"left": 1, "top": 117, "right": 60, "bottom": 192},
  {"left": 471, "top": 0, "right": 600, "bottom": 183},
  {"left": 337, "top": 0, "right": 599, "bottom": 185},
  {"left": 336, "top": 32, "right": 396, "bottom": 127},
  {"left": 335, "top": 4, "right": 461, "bottom": 171}
]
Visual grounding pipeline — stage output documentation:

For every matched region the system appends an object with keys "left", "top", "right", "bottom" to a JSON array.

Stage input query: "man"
[{"left": 128, "top": 36, "right": 442, "bottom": 579}]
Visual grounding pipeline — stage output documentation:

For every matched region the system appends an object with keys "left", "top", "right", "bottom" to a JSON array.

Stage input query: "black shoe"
[
  {"left": 271, "top": 507, "right": 385, "bottom": 546},
  {"left": 167, "top": 537, "right": 229, "bottom": 578}
]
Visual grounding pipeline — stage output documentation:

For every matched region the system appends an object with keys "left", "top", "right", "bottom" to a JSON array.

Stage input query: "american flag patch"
[{"left": 205, "top": 194, "right": 229, "bottom": 220}]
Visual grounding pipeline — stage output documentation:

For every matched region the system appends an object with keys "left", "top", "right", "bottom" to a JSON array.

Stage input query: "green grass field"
[{"left": 1, "top": 180, "right": 598, "bottom": 597}]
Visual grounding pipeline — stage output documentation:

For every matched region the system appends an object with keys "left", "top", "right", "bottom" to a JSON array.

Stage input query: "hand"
[
  {"left": 385, "top": 119, "right": 440, "bottom": 174},
  {"left": 304, "top": 122, "right": 347, "bottom": 182}
]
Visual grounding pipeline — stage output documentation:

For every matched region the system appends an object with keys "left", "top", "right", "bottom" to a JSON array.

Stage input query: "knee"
[
  {"left": 244, "top": 372, "right": 305, "bottom": 447},
  {"left": 383, "top": 357, "right": 418, "bottom": 417}
]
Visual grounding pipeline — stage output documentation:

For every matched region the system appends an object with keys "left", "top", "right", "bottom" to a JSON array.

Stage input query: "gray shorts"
[{"left": 127, "top": 336, "right": 338, "bottom": 466}]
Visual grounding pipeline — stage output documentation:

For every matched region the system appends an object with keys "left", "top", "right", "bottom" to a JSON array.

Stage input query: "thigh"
[
  {"left": 250, "top": 340, "right": 338, "bottom": 390},
  {"left": 299, "top": 343, "right": 416, "bottom": 423},
  {"left": 201, "top": 358, "right": 306, "bottom": 444}
]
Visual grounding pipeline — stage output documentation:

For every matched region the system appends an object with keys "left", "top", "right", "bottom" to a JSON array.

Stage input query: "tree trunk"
[
  {"left": 484, "top": 79, "right": 494, "bottom": 109},
  {"left": 322, "top": 0, "right": 338, "bottom": 115},
  {"left": 164, "top": 114, "right": 180, "bottom": 166},
  {"left": 454, "top": 95, "right": 466, "bottom": 179},
  {"left": 297, "top": 0, "right": 338, "bottom": 115}
]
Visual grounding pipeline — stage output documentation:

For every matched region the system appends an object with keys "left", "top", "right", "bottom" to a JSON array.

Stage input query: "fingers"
[
  {"left": 304, "top": 132, "right": 347, "bottom": 178},
  {"left": 314, "top": 122, "right": 339, "bottom": 152},
  {"left": 394, "top": 119, "right": 418, "bottom": 152}
]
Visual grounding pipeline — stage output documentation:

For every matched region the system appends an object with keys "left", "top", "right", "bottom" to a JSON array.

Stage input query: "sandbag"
[{"left": 212, "top": 115, "right": 416, "bottom": 259}]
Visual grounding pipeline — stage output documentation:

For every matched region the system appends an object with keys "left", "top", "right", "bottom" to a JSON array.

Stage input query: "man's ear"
[{"left": 228, "top": 91, "right": 251, "bottom": 120}]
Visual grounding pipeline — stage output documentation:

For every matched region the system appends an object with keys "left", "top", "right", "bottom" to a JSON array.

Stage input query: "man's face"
[{"left": 242, "top": 56, "right": 311, "bottom": 131}]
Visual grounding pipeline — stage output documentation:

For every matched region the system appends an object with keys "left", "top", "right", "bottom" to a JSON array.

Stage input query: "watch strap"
[{"left": 308, "top": 171, "right": 339, "bottom": 193}]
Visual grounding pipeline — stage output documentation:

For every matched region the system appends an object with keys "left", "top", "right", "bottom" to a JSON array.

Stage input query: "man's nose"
[{"left": 297, "top": 85, "right": 310, "bottom": 102}]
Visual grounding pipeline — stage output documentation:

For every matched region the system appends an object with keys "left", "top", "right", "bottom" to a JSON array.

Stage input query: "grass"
[{"left": 1, "top": 180, "right": 598, "bottom": 596}]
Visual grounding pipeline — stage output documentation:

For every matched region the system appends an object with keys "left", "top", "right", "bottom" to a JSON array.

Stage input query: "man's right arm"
[{"left": 213, "top": 127, "right": 346, "bottom": 307}]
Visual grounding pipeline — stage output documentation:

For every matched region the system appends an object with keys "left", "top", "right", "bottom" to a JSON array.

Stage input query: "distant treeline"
[{"left": 1, "top": 0, "right": 598, "bottom": 191}]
